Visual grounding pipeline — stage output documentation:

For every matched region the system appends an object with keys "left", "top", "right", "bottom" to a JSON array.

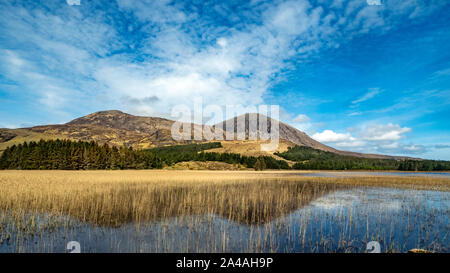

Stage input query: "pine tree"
[{"left": 254, "top": 158, "right": 266, "bottom": 171}]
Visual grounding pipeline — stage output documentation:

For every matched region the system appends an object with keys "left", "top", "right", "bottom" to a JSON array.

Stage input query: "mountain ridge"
[{"left": 0, "top": 110, "right": 414, "bottom": 160}]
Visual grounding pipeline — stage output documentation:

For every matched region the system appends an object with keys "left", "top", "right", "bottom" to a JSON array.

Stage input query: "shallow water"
[{"left": 1, "top": 186, "right": 448, "bottom": 253}]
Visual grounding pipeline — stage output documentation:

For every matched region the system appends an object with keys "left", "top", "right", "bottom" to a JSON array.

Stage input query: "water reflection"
[{"left": 1, "top": 185, "right": 448, "bottom": 253}]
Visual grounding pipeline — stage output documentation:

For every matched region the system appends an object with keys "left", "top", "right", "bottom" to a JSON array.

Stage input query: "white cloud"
[
  {"left": 428, "top": 68, "right": 450, "bottom": 82},
  {"left": 312, "top": 130, "right": 355, "bottom": 142},
  {"left": 334, "top": 140, "right": 367, "bottom": 149},
  {"left": 282, "top": 112, "right": 314, "bottom": 134},
  {"left": 216, "top": 38, "right": 228, "bottom": 48},
  {"left": 66, "top": 0, "right": 81, "bottom": 6},
  {"left": 433, "top": 68, "right": 450, "bottom": 77},
  {"left": 312, "top": 121, "right": 422, "bottom": 156},
  {"left": 292, "top": 114, "right": 310, "bottom": 123},
  {"left": 352, "top": 87, "right": 382, "bottom": 104},
  {"left": 435, "top": 144, "right": 450, "bottom": 149},
  {"left": 310, "top": 120, "right": 412, "bottom": 155},
  {"left": 377, "top": 143, "right": 426, "bottom": 155},
  {"left": 379, "top": 142, "right": 399, "bottom": 149},
  {"left": 366, "top": 0, "right": 382, "bottom": 6},
  {"left": 117, "top": 0, "right": 189, "bottom": 23},
  {"left": 0, "top": 0, "right": 447, "bottom": 128},
  {"left": 361, "top": 123, "right": 411, "bottom": 141},
  {"left": 348, "top": 112, "right": 362, "bottom": 116},
  {"left": 402, "top": 144, "right": 423, "bottom": 152},
  {"left": 89, "top": 0, "right": 336, "bottom": 117}
]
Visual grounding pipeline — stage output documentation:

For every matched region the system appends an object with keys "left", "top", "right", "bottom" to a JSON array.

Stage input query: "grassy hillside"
[
  {"left": 204, "top": 139, "right": 296, "bottom": 164},
  {"left": 0, "top": 129, "right": 68, "bottom": 154}
]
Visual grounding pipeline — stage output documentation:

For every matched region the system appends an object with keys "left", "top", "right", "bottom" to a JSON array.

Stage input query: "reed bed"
[
  {"left": 0, "top": 170, "right": 448, "bottom": 252},
  {"left": 0, "top": 170, "right": 448, "bottom": 227},
  {"left": 0, "top": 171, "right": 340, "bottom": 227}
]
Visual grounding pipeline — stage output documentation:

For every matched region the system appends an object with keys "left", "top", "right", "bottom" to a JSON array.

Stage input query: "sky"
[{"left": 0, "top": 0, "right": 449, "bottom": 160}]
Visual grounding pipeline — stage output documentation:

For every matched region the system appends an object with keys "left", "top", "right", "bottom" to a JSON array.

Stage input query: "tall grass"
[
  {"left": 0, "top": 170, "right": 448, "bottom": 252},
  {"left": 0, "top": 171, "right": 342, "bottom": 227},
  {"left": 0, "top": 170, "right": 448, "bottom": 227}
]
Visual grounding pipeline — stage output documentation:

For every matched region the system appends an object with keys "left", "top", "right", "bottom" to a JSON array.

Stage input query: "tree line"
[
  {"left": 0, "top": 139, "right": 163, "bottom": 170},
  {"left": 149, "top": 142, "right": 289, "bottom": 170},
  {"left": 1, "top": 140, "right": 447, "bottom": 171},
  {"left": 0, "top": 139, "right": 289, "bottom": 170},
  {"left": 275, "top": 146, "right": 450, "bottom": 171}
]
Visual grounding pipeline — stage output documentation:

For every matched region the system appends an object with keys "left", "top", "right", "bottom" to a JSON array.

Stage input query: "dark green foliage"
[
  {"left": 149, "top": 142, "right": 222, "bottom": 154},
  {"left": 397, "top": 159, "right": 450, "bottom": 171},
  {"left": 148, "top": 142, "right": 222, "bottom": 165},
  {"left": 276, "top": 146, "right": 450, "bottom": 171},
  {"left": 276, "top": 146, "right": 342, "bottom": 161},
  {"left": 0, "top": 139, "right": 163, "bottom": 170},
  {"left": 0, "top": 140, "right": 290, "bottom": 170},
  {"left": 148, "top": 142, "right": 289, "bottom": 170},
  {"left": 254, "top": 158, "right": 266, "bottom": 171},
  {"left": 6, "top": 140, "right": 445, "bottom": 171}
]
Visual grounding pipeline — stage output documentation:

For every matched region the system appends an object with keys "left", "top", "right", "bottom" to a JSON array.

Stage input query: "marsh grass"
[
  {"left": 0, "top": 171, "right": 350, "bottom": 227},
  {"left": 0, "top": 170, "right": 448, "bottom": 252}
]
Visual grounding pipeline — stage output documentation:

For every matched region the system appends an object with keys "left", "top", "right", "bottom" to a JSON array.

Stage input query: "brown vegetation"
[
  {"left": 0, "top": 170, "right": 448, "bottom": 228},
  {"left": 164, "top": 161, "right": 246, "bottom": 170}
]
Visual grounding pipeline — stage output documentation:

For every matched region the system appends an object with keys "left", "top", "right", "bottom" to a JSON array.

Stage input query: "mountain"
[
  {"left": 0, "top": 110, "right": 219, "bottom": 151},
  {"left": 214, "top": 113, "right": 408, "bottom": 159},
  {"left": 0, "top": 110, "right": 410, "bottom": 160},
  {"left": 215, "top": 113, "right": 336, "bottom": 151}
]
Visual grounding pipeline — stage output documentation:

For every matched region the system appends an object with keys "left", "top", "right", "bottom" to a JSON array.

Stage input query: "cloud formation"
[
  {"left": 361, "top": 123, "right": 411, "bottom": 141},
  {"left": 292, "top": 114, "right": 311, "bottom": 123},
  {"left": 351, "top": 88, "right": 382, "bottom": 105},
  {"left": 312, "top": 123, "right": 419, "bottom": 155},
  {"left": 0, "top": 0, "right": 448, "bottom": 158},
  {"left": 1, "top": 0, "right": 443, "bottom": 118},
  {"left": 313, "top": 130, "right": 354, "bottom": 142},
  {"left": 66, "top": 0, "right": 81, "bottom": 6}
]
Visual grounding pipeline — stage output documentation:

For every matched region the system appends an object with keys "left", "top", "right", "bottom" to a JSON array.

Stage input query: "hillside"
[
  {"left": 0, "top": 110, "right": 220, "bottom": 152},
  {"left": 216, "top": 113, "right": 410, "bottom": 160},
  {"left": 0, "top": 110, "right": 411, "bottom": 160},
  {"left": 216, "top": 113, "right": 333, "bottom": 152}
]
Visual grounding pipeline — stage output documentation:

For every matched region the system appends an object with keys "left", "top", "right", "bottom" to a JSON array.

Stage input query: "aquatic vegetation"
[{"left": 0, "top": 170, "right": 448, "bottom": 253}]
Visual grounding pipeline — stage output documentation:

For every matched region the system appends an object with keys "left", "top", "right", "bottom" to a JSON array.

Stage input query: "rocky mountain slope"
[
  {"left": 0, "top": 110, "right": 410, "bottom": 160},
  {"left": 214, "top": 113, "right": 408, "bottom": 159}
]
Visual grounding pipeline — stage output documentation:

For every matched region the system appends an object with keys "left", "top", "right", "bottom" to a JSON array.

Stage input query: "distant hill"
[
  {"left": 0, "top": 110, "right": 412, "bottom": 160},
  {"left": 0, "top": 110, "right": 212, "bottom": 151}
]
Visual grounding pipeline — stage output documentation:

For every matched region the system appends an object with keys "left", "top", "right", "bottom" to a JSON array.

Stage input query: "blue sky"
[{"left": 0, "top": 0, "right": 449, "bottom": 159}]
